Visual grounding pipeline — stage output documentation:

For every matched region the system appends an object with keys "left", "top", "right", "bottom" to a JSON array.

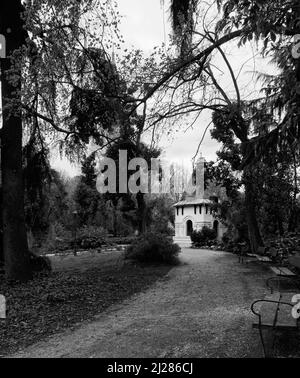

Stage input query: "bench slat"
[
  {"left": 279, "top": 267, "right": 296, "bottom": 276},
  {"left": 270, "top": 266, "right": 281, "bottom": 275},
  {"left": 270, "top": 266, "right": 296, "bottom": 276}
]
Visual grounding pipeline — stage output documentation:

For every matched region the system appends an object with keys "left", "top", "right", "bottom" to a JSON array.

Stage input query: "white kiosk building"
[{"left": 173, "top": 155, "right": 227, "bottom": 247}]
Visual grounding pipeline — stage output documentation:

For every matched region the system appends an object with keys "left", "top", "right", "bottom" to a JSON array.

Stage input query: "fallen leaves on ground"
[{"left": 0, "top": 260, "right": 171, "bottom": 356}]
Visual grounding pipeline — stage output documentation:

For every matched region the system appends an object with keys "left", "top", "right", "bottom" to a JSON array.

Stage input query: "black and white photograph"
[{"left": 0, "top": 0, "right": 300, "bottom": 363}]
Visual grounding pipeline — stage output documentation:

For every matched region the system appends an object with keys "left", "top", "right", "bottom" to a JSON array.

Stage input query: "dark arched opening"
[{"left": 186, "top": 220, "right": 193, "bottom": 236}]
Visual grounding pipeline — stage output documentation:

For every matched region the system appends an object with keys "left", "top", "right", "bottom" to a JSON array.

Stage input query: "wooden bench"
[
  {"left": 267, "top": 256, "right": 300, "bottom": 293},
  {"left": 251, "top": 292, "right": 300, "bottom": 357},
  {"left": 256, "top": 255, "right": 272, "bottom": 262},
  {"left": 238, "top": 250, "right": 272, "bottom": 264},
  {"left": 270, "top": 266, "right": 295, "bottom": 276},
  {"left": 254, "top": 246, "right": 284, "bottom": 264},
  {"left": 238, "top": 246, "right": 281, "bottom": 264},
  {"left": 267, "top": 267, "right": 297, "bottom": 293},
  {"left": 255, "top": 247, "right": 281, "bottom": 262},
  {"left": 254, "top": 247, "right": 272, "bottom": 263},
  {"left": 247, "top": 254, "right": 272, "bottom": 263}
]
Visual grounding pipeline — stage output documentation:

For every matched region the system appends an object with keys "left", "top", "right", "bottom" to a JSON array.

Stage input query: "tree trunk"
[
  {"left": 113, "top": 208, "right": 118, "bottom": 236},
  {"left": 277, "top": 210, "right": 284, "bottom": 236},
  {"left": 244, "top": 170, "right": 264, "bottom": 254},
  {"left": 288, "top": 152, "right": 298, "bottom": 232},
  {"left": 0, "top": 187, "right": 3, "bottom": 267},
  {"left": 292, "top": 0, "right": 300, "bottom": 231},
  {"left": 136, "top": 192, "right": 146, "bottom": 234},
  {"left": 0, "top": 0, "right": 32, "bottom": 281}
]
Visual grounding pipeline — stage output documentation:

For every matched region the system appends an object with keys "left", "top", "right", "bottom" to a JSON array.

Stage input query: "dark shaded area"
[{"left": 0, "top": 255, "right": 171, "bottom": 356}]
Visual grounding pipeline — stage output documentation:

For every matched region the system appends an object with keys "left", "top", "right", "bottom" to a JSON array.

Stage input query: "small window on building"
[
  {"left": 194, "top": 205, "right": 197, "bottom": 214},
  {"left": 199, "top": 205, "right": 202, "bottom": 214},
  {"left": 182, "top": 207, "right": 184, "bottom": 215},
  {"left": 210, "top": 207, "right": 213, "bottom": 214},
  {"left": 176, "top": 207, "right": 179, "bottom": 216}
]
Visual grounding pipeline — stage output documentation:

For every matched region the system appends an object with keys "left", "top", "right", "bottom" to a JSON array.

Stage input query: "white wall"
[{"left": 174, "top": 205, "right": 215, "bottom": 237}]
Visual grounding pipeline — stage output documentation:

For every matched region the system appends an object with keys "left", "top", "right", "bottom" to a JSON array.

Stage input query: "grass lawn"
[{"left": 0, "top": 251, "right": 171, "bottom": 356}]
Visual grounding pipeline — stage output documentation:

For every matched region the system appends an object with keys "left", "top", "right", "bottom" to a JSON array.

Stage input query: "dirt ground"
[{"left": 9, "top": 248, "right": 299, "bottom": 358}]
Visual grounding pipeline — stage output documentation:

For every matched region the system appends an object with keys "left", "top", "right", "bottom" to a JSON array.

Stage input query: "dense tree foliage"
[{"left": 2, "top": 0, "right": 300, "bottom": 280}]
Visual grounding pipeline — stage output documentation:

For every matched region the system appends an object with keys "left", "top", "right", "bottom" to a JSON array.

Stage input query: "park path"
[{"left": 10, "top": 249, "right": 270, "bottom": 358}]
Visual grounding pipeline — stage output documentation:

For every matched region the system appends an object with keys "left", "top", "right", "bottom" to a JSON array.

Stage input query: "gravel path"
[{"left": 10, "top": 249, "right": 273, "bottom": 358}]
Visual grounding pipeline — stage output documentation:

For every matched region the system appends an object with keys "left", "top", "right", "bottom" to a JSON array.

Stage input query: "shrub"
[
  {"left": 148, "top": 223, "right": 175, "bottom": 237},
  {"left": 42, "top": 222, "right": 72, "bottom": 253},
  {"left": 76, "top": 225, "right": 108, "bottom": 249},
  {"left": 221, "top": 234, "right": 230, "bottom": 245},
  {"left": 191, "top": 226, "right": 217, "bottom": 247},
  {"left": 125, "top": 232, "right": 181, "bottom": 265},
  {"left": 43, "top": 224, "right": 111, "bottom": 253}
]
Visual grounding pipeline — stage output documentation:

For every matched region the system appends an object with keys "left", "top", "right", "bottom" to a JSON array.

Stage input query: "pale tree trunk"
[{"left": 0, "top": 0, "right": 32, "bottom": 281}]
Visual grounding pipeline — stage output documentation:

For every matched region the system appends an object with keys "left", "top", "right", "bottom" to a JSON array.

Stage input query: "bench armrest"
[{"left": 251, "top": 299, "right": 294, "bottom": 325}]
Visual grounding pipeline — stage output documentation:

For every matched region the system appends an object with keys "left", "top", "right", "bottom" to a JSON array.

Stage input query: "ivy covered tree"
[
  {"left": 0, "top": 0, "right": 121, "bottom": 281},
  {"left": 0, "top": 0, "right": 32, "bottom": 281}
]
